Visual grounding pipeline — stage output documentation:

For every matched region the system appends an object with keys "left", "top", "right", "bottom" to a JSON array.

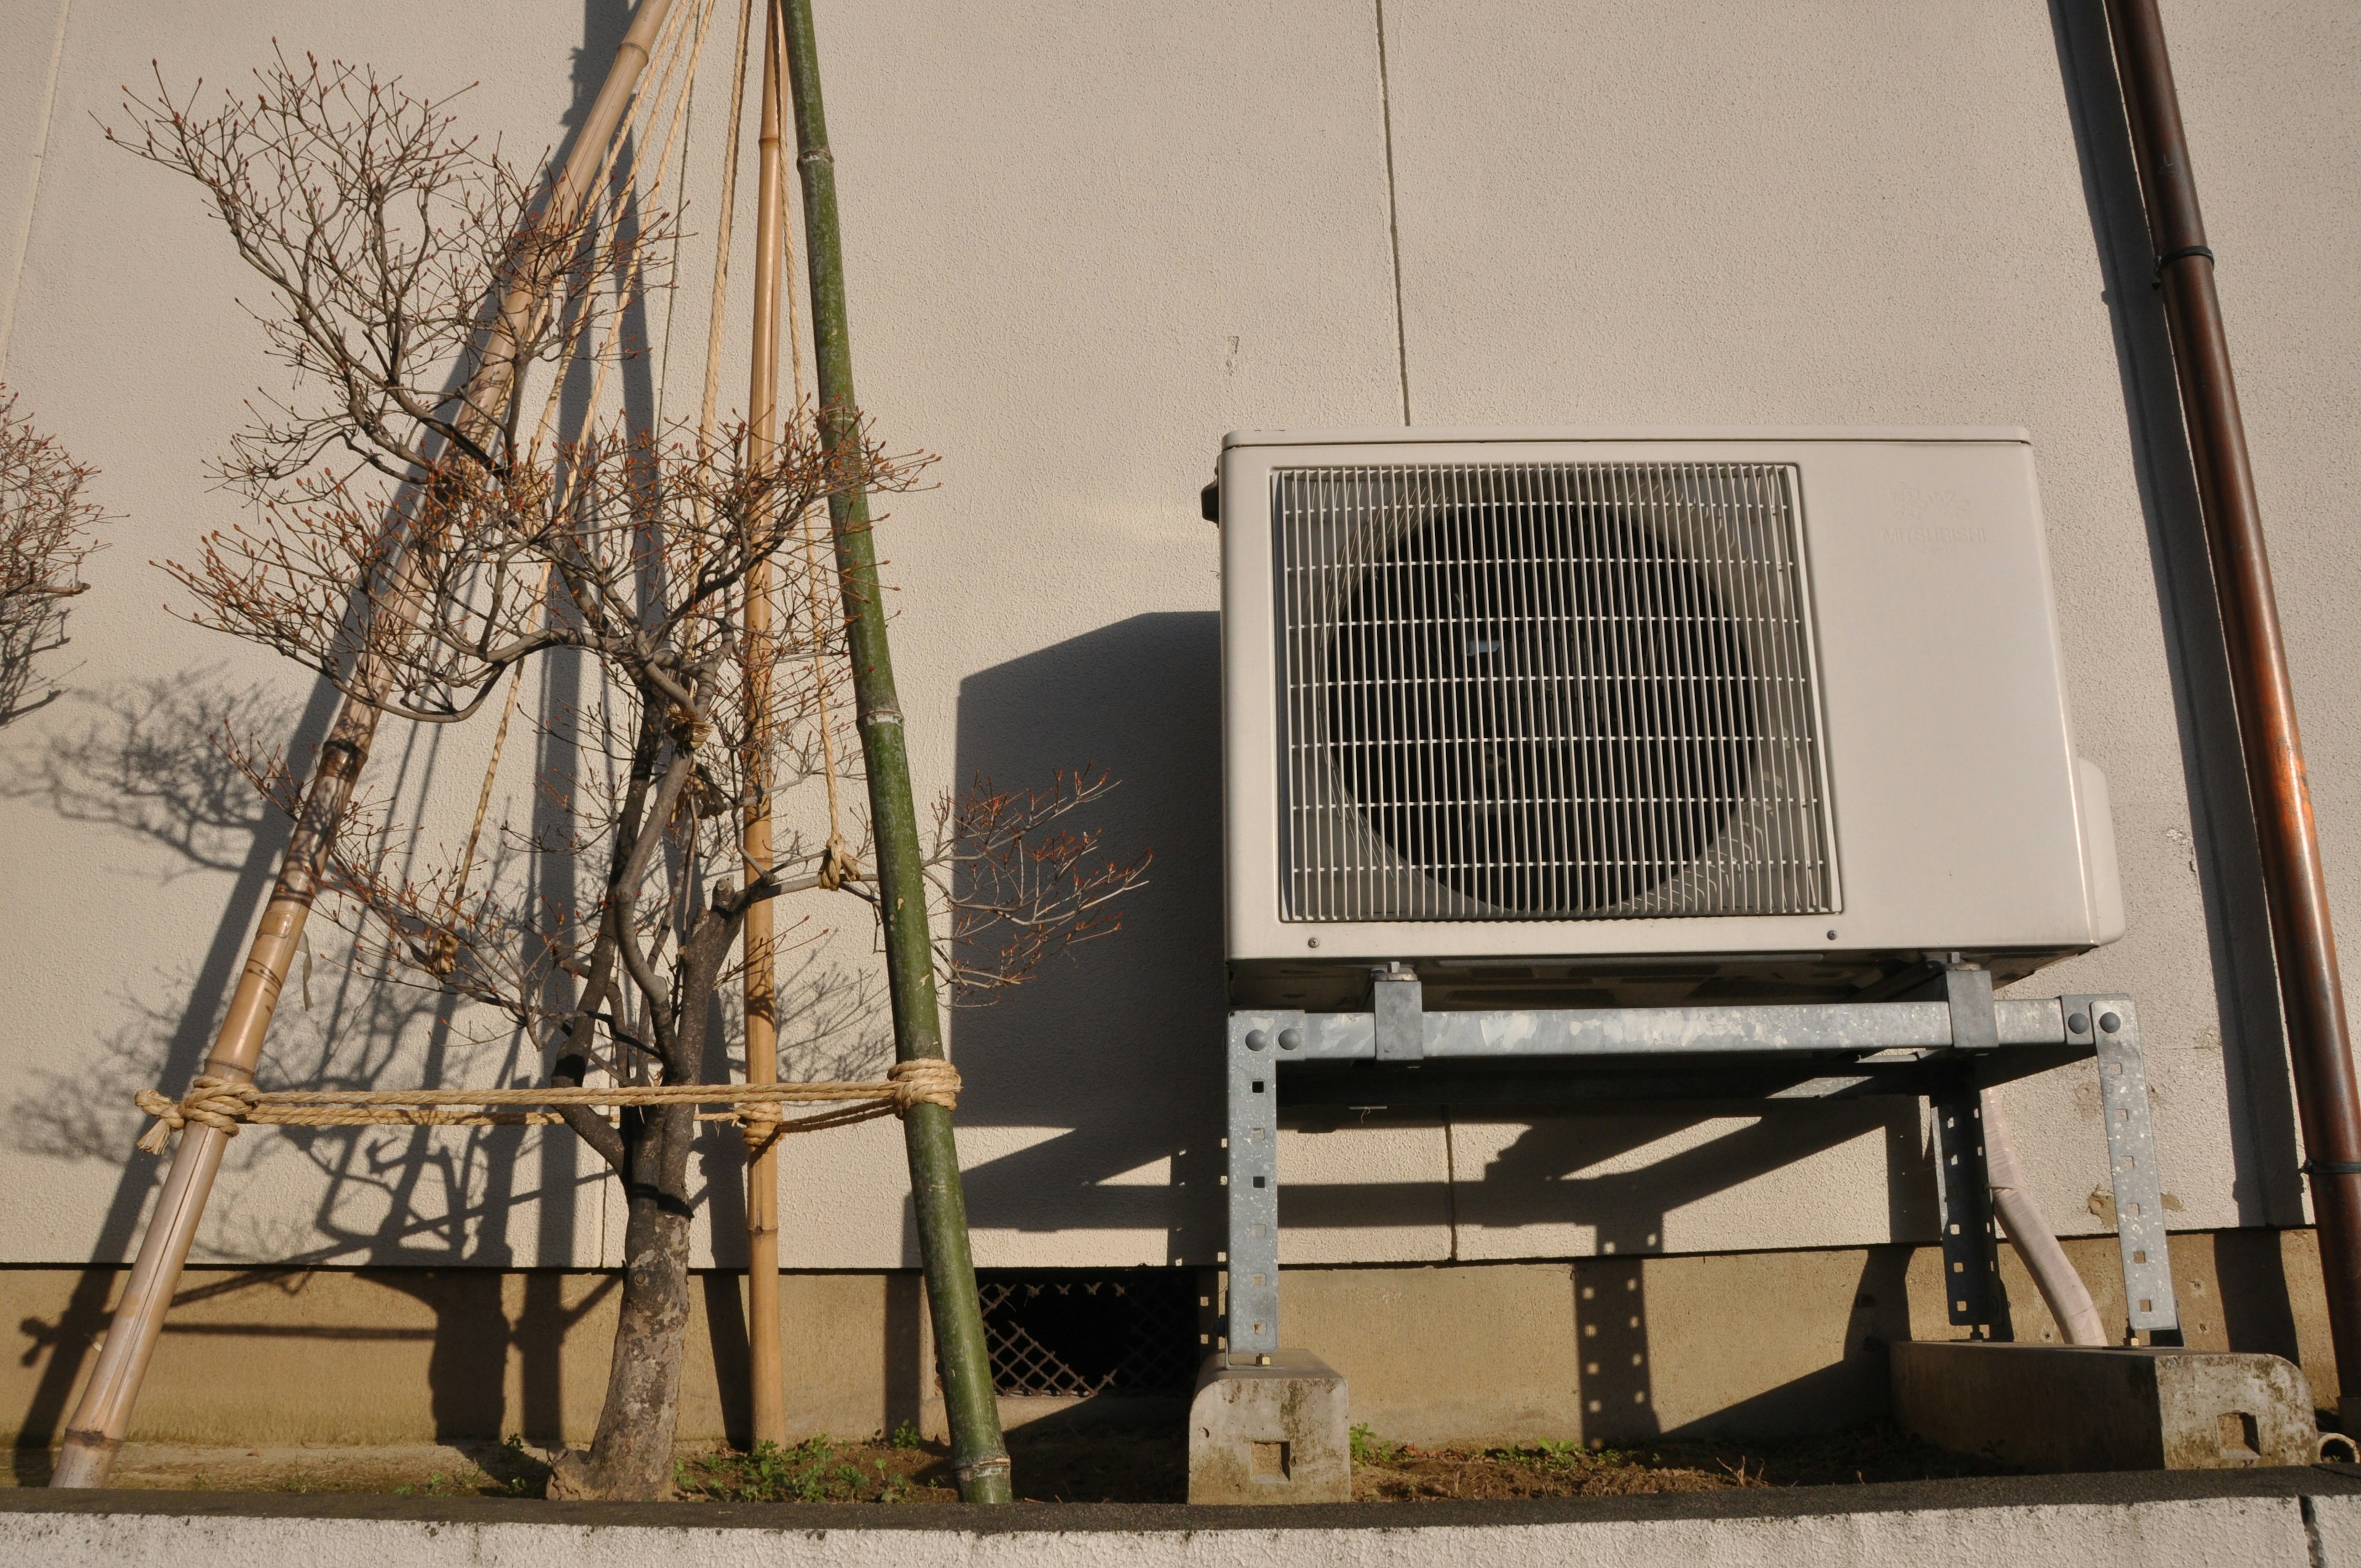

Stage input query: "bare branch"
[
  {"left": 0, "top": 389, "right": 107, "bottom": 726},
  {"left": 933, "top": 769, "right": 1152, "bottom": 1002}
]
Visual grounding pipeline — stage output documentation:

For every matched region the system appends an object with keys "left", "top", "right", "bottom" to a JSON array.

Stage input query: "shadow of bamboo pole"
[
  {"left": 45, "top": 0, "right": 686, "bottom": 1489},
  {"left": 778, "top": 0, "right": 1013, "bottom": 1503}
]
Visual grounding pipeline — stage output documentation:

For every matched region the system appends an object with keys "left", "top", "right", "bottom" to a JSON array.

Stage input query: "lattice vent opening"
[
  {"left": 977, "top": 1270, "right": 1198, "bottom": 1396},
  {"left": 1273, "top": 461, "right": 1838, "bottom": 922}
]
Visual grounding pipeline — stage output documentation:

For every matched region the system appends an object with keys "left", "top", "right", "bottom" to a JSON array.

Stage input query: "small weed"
[
  {"left": 676, "top": 1436, "right": 923, "bottom": 1504},
  {"left": 496, "top": 1438, "right": 537, "bottom": 1496},
  {"left": 1349, "top": 1423, "right": 1404, "bottom": 1465},
  {"left": 890, "top": 1420, "right": 922, "bottom": 1451},
  {"left": 1489, "top": 1438, "right": 1589, "bottom": 1470}
]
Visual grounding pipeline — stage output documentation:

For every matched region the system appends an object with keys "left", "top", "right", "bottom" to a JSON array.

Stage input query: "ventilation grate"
[
  {"left": 1274, "top": 462, "right": 1837, "bottom": 921},
  {"left": 977, "top": 1270, "right": 1197, "bottom": 1396}
]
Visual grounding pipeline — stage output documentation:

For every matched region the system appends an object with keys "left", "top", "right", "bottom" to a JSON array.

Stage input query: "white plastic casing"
[{"left": 1218, "top": 427, "right": 2122, "bottom": 980}]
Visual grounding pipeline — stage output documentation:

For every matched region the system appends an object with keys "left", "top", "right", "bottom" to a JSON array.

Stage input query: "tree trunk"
[{"left": 548, "top": 1102, "right": 697, "bottom": 1500}]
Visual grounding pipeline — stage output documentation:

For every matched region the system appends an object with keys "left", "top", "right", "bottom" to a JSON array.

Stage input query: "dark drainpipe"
[{"left": 2102, "top": 0, "right": 2361, "bottom": 1426}]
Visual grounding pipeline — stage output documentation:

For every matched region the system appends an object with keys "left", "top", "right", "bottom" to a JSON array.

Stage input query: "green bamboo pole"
[{"left": 777, "top": 0, "right": 1011, "bottom": 1505}]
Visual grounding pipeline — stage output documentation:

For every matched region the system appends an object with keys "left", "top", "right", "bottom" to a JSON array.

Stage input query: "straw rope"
[
  {"left": 437, "top": 0, "right": 721, "bottom": 935},
  {"left": 526, "top": 0, "right": 716, "bottom": 461},
  {"left": 133, "top": 1057, "right": 957, "bottom": 1158}
]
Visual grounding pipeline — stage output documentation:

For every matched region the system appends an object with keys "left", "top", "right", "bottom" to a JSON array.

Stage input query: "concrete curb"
[{"left": 6, "top": 1468, "right": 2361, "bottom": 1566}]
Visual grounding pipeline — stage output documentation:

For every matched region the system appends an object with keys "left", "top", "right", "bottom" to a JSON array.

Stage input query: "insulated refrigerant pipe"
[
  {"left": 1982, "top": 1092, "right": 2109, "bottom": 1347},
  {"left": 48, "top": 0, "right": 682, "bottom": 1489},
  {"left": 2103, "top": 0, "right": 2361, "bottom": 1423}
]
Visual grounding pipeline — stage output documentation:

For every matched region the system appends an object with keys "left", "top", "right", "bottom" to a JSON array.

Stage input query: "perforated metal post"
[
  {"left": 1932, "top": 1092, "right": 2004, "bottom": 1334},
  {"left": 1929, "top": 965, "right": 2005, "bottom": 1332},
  {"left": 2066, "top": 994, "right": 2182, "bottom": 1340},
  {"left": 1226, "top": 1012, "right": 1289, "bottom": 1360}
]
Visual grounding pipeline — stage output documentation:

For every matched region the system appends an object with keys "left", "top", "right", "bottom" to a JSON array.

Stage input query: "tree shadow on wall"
[
  {"left": 1, "top": 670, "right": 620, "bottom": 1456},
  {"left": 2, "top": 668, "right": 327, "bottom": 1476},
  {"left": 947, "top": 612, "right": 1227, "bottom": 1264},
  {"left": 0, "top": 660, "right": 855, "bottom": 1454}
]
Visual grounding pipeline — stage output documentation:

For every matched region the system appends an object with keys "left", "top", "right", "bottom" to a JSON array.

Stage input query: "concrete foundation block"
[
  {"left": 1185, "top": 1350, "right": 1350, "bottom": 1503},
  {"left": 1892, "top": 1340, "right": 2318, "bottom": 1471}
]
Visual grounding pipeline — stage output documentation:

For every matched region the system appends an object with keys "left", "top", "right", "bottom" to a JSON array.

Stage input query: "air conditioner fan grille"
[{"left": 1274, "top": 462, "right": 1836, "bottom": 921}]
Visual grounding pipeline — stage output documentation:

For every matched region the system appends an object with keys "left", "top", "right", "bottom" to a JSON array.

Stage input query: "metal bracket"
[
  {"left": 1944, "top": 965, "right": 1998, "bottom": 1053},
  {"left": 2067, "top": 995, "right": 2181, "bottom": 1339},
  {"left": 1222, "top": 989, "right": 2165, "bottom": 1358},
  {"left": 1225, "top": 1013, "right": 1287, "bottom": 1359},
  {"left": 1372, "top": 964, "right": 1424, "bottom": 1062},
  {"left": 1931, "top": 1090, "right": 2005, "bottom": 1333}
]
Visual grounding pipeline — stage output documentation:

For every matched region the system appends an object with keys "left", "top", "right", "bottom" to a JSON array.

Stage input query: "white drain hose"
[{"left": 1981, "top": 1089, "right": 2111, "bottom": 1346}]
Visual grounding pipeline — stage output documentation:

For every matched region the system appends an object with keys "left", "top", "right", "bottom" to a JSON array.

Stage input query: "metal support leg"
[
  {"left": 1932, "top": 964, "right": 2005, "bottom": 1335},
  {"left": 2066, "top": 995, "right": 2181, "bottom": 1342},
  {"left": 1226, "top": 1012, "right": 1285, "bottom": 1360},
  {"left": 1932, "top": 1090, "right": 2006, "bottom": 1335}
]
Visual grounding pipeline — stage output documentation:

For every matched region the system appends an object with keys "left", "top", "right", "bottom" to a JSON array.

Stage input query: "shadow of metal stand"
[{"left": 1188, "top": 964, "right": 2183, "bottom": 1500}]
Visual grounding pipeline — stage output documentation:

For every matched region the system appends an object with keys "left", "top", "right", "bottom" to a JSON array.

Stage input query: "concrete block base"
[
  {"left": 1185, "top": 1350, "right": 1350, "bottom": 1503},
  {"left": 1892, "top": 1339, "right": 2319, "bottom": 1471}
]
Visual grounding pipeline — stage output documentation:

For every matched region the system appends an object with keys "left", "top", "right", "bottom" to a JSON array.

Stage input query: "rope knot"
[
  {"left": 816, "top": 833, "right": 862, "bottom": 890},
  {"left": 135, "top": 1075, "right": 260, "bottom": 1155},
  {"left": 888, "top": 1058, "right": 959, "bottom": 1116},
  {"left": 737, "top": 1103, "right": 783, "bottom": 1157}
]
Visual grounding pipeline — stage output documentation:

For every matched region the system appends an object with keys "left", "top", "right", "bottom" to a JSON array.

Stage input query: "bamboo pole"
[
  {"left": 777, "top": 0, "right": 1011, "bottom": 1503},
  {"left": 48, "top": 0, "right": 684, "bottom": 1489},
  {"left": 739, "top": 0, "right": 789, "bottom": 1452}
]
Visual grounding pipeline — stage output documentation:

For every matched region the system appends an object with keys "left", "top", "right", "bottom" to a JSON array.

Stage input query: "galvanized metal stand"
[{"left": 1221, "top": 970, "right": 2181, "bottom": 1359}]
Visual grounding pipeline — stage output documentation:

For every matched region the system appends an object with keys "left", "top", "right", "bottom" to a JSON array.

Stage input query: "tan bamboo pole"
[
  {"left": 49, "top": 0, "right": 683, "bottom": 1489},
  {"left": 739, "top": 0, "right": 789, "bottom": 1451}
]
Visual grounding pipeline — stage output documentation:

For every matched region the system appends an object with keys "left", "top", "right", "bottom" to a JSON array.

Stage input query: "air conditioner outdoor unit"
[{"left": 1216, "top": 427, "right": 2124, "bottom": 1010}]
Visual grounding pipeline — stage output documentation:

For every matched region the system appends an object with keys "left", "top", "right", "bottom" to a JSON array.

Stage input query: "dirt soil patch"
[
  {"left": 1343, "top": 1423, "right": 2007, "bottom": 1502},
  {"left": 12, "top": 1422, "right": 2005, "bottom": 1504}
]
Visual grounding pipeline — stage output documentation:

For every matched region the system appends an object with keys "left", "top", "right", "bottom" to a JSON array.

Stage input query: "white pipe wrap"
[{"left": 1980, "top": 1089, "right": 2111, "bottom": 1347}]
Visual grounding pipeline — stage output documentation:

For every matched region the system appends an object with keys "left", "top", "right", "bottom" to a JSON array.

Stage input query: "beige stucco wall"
[
  {"left": 0, "top": 0, "right": 2352, "bottom": 1288},
  {"left": 0, "top": 1228, "right": 2330, "bottom": 1450}
]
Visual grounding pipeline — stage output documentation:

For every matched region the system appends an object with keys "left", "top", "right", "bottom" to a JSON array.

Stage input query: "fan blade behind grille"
[{"left": 1274, "top": 462, "right": 1835, "bottom": 923}]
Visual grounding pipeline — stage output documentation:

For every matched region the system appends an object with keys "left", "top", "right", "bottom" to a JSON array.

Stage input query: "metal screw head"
[
  {"left": 1246, "top": 1029, "right": 1270, "bottom": 1053},
  {"left": 1307, "top": 936, "right": 1321, "bottom": 949},
  {"left": 1827, "top": 930, "right": 1838, "bottom": 941},
  {"left": 2068, "top": 1012, "right": 2091, "bottom": 1035},
  {"left": 1278, "top": 1028, "right": 1303, "bottom": 1052},
  {"left": 2100, "top": 1011, "right": 2122, "bottom": 1034}
]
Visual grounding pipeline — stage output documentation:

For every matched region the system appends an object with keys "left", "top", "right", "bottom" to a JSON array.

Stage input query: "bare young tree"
[
  {"left": 0, "top": 390, "right": 106, "bottom": 726},
  {"left": 124, "top": 55, "right": 1145, "bottom": 1500}
]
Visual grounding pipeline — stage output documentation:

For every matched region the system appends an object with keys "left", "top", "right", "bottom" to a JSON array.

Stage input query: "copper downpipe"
[{"left": 2103, "top": 0, "right": 2361, "bottom": 1423}]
